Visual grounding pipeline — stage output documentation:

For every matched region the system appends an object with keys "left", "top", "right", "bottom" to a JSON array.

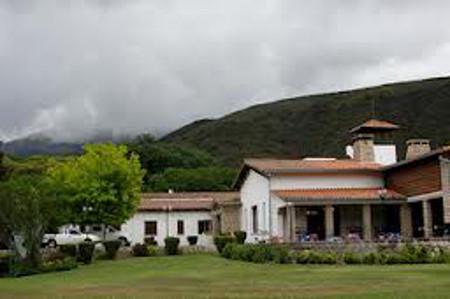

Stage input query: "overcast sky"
[{"left": 0, "top": 0, "right": 449, "bottom": 141}]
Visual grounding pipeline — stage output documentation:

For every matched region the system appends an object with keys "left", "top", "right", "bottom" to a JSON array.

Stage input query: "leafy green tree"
[
  {"left": 47, "top": 143, "right": 143, "bottom": 229},
  {"left": 0, "top": 174, "right": 68, "bottom": 271},
  {"left": 148, "top": 167, "right": 236, "bottom": 192},
  {"left": 129, "top": 135, "right": 218, "bottom": 178}
]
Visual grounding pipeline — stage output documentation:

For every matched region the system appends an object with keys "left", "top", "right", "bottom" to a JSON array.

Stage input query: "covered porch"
[{"left": 274, "top": 188, "right": 410, "bottom": 242}]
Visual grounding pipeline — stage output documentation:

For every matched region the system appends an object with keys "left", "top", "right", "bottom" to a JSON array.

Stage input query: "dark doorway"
[
  {"left": 431, "top": 198, "right": 444, "bottom": 237},
  {"left": 411, "top": 202, "right": 424, "bottom": 238},
  {"left": 307, "top": 208, "right": 325, "bottom": 240}
]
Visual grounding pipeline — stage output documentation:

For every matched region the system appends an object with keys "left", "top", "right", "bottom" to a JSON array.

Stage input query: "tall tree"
[
  {"left": 0, "top": 174, "right": 68, "bottom": 271},
  {"left": 47, "top": 143, "right": 143, "bottom": 228}
]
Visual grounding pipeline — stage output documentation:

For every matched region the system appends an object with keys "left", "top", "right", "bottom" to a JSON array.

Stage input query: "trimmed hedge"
[
  {"left": 222, "top": 243, "right": 290, "bottom": 264},
  {"left": 41, "top": 257, "right": 78, "bottom": 273},
  {"left": 164, "top": 237, "right": 180, "bottom": 255},
  {"left": 221, "top": 243, "right": 450, "bottom": 266},
  {"left": 103, "top": 240, "right": 122, "bottom": 260},
  {"left": 78, "top": 242, "right": 95, "bottom": 264},
  {"left": 132, "top": 243, "right": 149, "bottom": 257},
  {"left": 234, "top": 231, "right": 247, "bottom": 244},
  {"left": 214, "top": 235, "right": 236, "bottom": 253}
]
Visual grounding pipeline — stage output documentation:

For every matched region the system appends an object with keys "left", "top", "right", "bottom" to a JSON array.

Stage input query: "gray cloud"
[{"left": 0, "top": 0, "right": 449, "bottom": 141}]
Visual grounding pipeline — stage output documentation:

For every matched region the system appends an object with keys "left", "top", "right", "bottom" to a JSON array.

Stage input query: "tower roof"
[{"left": 350, "top": 119, "right": 400, "bottom": 134}]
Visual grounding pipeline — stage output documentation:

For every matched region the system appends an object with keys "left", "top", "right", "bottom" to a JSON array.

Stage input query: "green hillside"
[{"left": 163, "top": 76, "right": 450, "bottom": 167}]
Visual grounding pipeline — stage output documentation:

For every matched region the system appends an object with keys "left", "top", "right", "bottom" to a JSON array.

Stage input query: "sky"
[{"left": 0, "top": 0, "right": 450, "bottom": 141}]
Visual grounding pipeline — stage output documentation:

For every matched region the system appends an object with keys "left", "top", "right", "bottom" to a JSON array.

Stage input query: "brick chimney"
[
  {"left": 353, "top": 134, "right": 375, "bottom": 162},
  {"left": 406, "top": 139, "right": 431, "bottom": 160}
]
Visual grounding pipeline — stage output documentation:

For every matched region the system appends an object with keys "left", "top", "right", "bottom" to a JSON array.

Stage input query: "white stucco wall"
[
  {"left": 240, "top": 170, "right": 270, "bottom": 243},
  {"left": 121, "top": 211, "right": 213, "bottom": 247},
  {"left": 271, "top": 172, "right": 384, "bottom": 190}
]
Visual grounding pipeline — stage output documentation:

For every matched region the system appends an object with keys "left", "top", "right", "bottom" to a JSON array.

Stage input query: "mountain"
[
  {"left": 163, "top": 76, "right": 450, "bottom": 167},
  {"left": 2, "top": 135, "right": 84, "bottom": 157}
]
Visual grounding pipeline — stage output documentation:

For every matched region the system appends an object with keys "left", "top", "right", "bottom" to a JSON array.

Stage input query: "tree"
[
  {"left": 147, "top": 167, "right": 237, "bottom": 192},
  {"left": 129, "top": 135, "right": 218, "bottom": 178},
  {"left": 47, "top": 143, "right": 143, "bottom": 229},
  {"left": 0, "top": 174, "right": 68, "bottom": 271}
]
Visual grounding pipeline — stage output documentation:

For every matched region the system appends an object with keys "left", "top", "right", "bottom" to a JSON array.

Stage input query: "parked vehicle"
[
  {"left": 43, "top": 228, "right": 100, "bottom": 248},
  {"left": 85, "top": 224, "right": 130, "bottom": 246}
]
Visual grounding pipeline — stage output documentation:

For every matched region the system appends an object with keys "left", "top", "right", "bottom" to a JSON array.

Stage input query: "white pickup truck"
[{"left": 43, "top": 229, "right": 101, "bottom": 248}]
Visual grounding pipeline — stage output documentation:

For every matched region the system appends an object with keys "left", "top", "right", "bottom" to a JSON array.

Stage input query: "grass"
[{"left": 1, "top": 254, "right": 450, "bottom": 298}]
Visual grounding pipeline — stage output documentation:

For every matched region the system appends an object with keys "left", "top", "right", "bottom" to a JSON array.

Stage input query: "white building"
[
  {"left": 234, "top": 120, "right": 415, "bottom": 243},
  {"left": 121, "top": 192, "right": 239, "bottom": 247}
]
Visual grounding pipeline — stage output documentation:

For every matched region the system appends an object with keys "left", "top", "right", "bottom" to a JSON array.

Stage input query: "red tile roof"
[
  {"left": 139, "top": 199, "right": 214, "bottom": 211},
  {"left": 273, "top": 188, "right": 405, "bottom": 201},
  {"left": 138, "top": 192, "right": 239, "bottom": 211},
  {"left": 244, "top": 158, "right": 382, "bottom": 173},
  {"left": 350, "top": 119, "right": 399, "bottom": 134}
]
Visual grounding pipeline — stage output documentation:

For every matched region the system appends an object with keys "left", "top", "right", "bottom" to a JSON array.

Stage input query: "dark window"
[
  {"left": 177, "top": 220, "right": 184, "bottom": 235},
  {"left": 252, "top": 205, "right": 258, "bottom": 234},
  {"left": 145, "top": 221, "right": 157, "bottom": 235},
  {"left": 198, "top": 220, "right": 212, "bottom": 234}
]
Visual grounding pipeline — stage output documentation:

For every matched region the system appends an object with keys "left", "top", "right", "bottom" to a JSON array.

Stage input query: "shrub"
[
  {"left": 164, "top": 237, "right": 180, "bottom": 255},
  {"left": 187, "top": 236, "right": 198, "bottom": 246},
  {"left": 147, "top": 245, "right": 159, "bottom": 256},
  {"left": 399, "top": 244, "right": 430, "bottom": 264},
  {"left": 132, "top": 243, "right": 149, "bottom": 257},
  {"left": 363, "top": 253, "right": 379, "bottom": 265},
  {"left": 234, "top": 231, "right": 247, "bottom": 244},
  {"left": 343, "top": 253, "right": 362, "bottom": 264},
  {"left": 59, "top": 244, "right": 77, "bottom": 258},
  {"left": 78, "top": 242, "right": 95, "bottom": 264},
  {"left": 221, "top": 243, "right": 235, "bottom": 259},
  {"left": 214, "top": 235, "right": 236, "bottom": 254},
  {"left": 321, "top": 253, "right": 338, "bottom": 265},
  {"left": 0, "top": 253, "right": 14, "bottom": 277},
  {"left": 41, "top": 257, "right": 78, "bottom": 273},
  {"left": 293, "top": 251, "right": 310, "bottom": 264},
  {"left": 103, "top": 240, "right": 122, "bottom": 260},
  {"left": 144, "top": 236, "right": 158, "bottom": 246}
]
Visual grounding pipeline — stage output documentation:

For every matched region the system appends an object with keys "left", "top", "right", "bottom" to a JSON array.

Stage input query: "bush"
[
  {"left": 214, "top": 235, "right": 236, "bottom": 254},
  {"left": 132, "top": 243, "right": 149, "bottom": 257},
  {"left": 164, "top": 237, "right": 180, "bottom": 255},
  {"left": 144, "top": 236, "right": 158, "bottom": 246},
  {"left": 147, "top": 245, "right": 159, "bottom": 256},
  {"left": 187, "top": 236, "right": 198, "bottom": 246},
  {"left": 103, "top": 240, "right": 122, "bottom": 260},
  {"left": 59, "top": 244, "right": 77, "bottom": 258},
  {"left": 78, "top": 242, "right": 95, "bottom": 264},
  {"left": 0, "top": 253, "right": 14, "bottom": 277},
  {"left": 41, "top": 257, "right": 78, "bottom": 273},
  {"left": 221, "top": 243, "right": 290, "bottom": 264},
  {"left": 234, "top": 231, "right": 247, "bottom": 244},
  {"left": 343, "top": 253, "right": 362, "bottom": 264}
]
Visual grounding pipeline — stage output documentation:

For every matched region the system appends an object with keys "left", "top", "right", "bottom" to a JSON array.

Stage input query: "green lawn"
[{"left": 1, "top": 255, "right": 450, "bottom": 298}]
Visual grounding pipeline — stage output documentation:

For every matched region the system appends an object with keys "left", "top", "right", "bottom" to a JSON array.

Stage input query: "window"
[
  {"left": 198, "top": 220, "right": 212, "bottom": 234},
  {"left": 145, "top": 221, "right": 157, "bottom": 235},
  {"left": 252, "top": 205, "right": 258, "bottom": 234},
  {"left": 177, "top": 220, "right": 184, "bottom": 235}
]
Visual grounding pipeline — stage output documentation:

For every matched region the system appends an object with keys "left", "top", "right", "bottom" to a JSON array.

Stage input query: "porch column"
[
  {"left": 362, "top": 204, "right": 372, "bottom": 241},
  {"left": 422, "top": 200, "right": 433, "bottom": 239},
  {"left": 284, "top": 206, "right": 291, "bottom": 242},
  {"left": 290, "top": 206, "right": 296, "bottom": 243},
  {"left": 325, "top": 205, "right": 334, "bottom": 240},
  {"left": 400, "top": 203, "right": 413, "bottom": 239}
]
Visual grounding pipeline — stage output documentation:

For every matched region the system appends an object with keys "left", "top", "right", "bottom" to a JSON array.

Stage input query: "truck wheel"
[
  {"left": 48, "top": 239, "right": 57, "bottom": 248},
  {"left": 84, "top": 238, "right": 92, "bottom": 242}
]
